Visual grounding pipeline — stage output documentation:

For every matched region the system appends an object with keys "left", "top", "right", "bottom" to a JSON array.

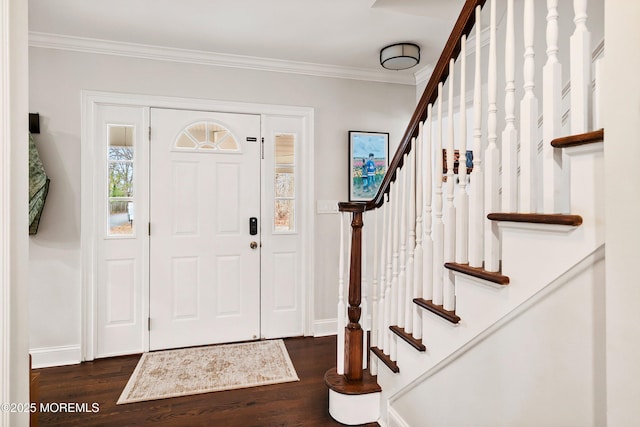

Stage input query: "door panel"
[
  {"left": 95, "top": 105, "right": 148, "bottom": 358},
  {"left": 149, "top": 108, "right": 261, "bottom": 351},
  {"left": 261, "top": 115, "right": 305, "bottom": 339}
]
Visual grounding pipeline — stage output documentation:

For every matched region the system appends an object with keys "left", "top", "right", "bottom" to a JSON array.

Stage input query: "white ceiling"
[{"left": 28, "top": 0, "right": 465, "bottom": 84}]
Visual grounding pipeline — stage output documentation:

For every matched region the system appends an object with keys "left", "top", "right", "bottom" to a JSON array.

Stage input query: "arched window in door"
[{"left": 173, "top": 121, "right": 240, "bottom": 152}]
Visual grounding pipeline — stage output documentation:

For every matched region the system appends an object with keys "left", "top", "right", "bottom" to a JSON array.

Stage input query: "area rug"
[{"left": 117, "top": 339, "right": 299, "bottom": 404}]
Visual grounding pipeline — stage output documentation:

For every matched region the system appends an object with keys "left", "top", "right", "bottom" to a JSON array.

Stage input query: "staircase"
[{"left": 325, "top": 0, "right": 606, "bottom": 425}]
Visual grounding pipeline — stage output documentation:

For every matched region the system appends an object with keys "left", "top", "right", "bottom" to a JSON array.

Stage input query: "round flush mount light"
[{"left": 380, "top": 43, "right": 421, "bottom": 70}]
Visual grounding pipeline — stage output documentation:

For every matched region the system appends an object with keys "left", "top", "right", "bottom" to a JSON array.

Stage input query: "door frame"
[{"left": 81, "top": 90, "right": 315, "bottom": 361}]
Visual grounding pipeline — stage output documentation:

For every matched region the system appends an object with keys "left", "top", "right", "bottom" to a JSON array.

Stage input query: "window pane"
[
  {"left": 108, "top": 125, "right": 135, "bottom": 160},
  {"left": 208, "top": 123, "right": 228, "bottom": 144},
  {"left": 176, "top": 132, "right": 197, "bottom": 148},
  {"left": 187, "top": 122, "right": 206, "bottom": 143},
  {"left": 109, "top": 162, "right": 134, "bottom": 197},
  {"left": 274, "top": 134, "right": 295, "bottom": 232},
  {"left": 109, "top": 146, "right": 134, "bottom": 161},
  {"left": 109, "top": 200, "right": 135, "bottom": 235},
  {"left": 275, "top": 169, "right": 294, "bottom": 198},
  {"left": 274, "top": 199, "right": 294, "bottom": 231},
  {"left": 218, "top": 134, "right": 239, "bottom": 150},
  {"left": 108, "top": 125, "right": 135, "bottom": 236},
  {"left": 275, "top": 134, "right": 294, "bottom": 165}
]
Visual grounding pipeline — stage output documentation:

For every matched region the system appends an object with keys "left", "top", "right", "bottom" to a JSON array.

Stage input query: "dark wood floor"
[{"left": 33, "top": 336, "right": 378, "bottom": 426}]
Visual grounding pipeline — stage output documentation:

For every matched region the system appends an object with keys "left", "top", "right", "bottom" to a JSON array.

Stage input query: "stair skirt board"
[
  {"left": 385, "top": 245, "right": 605, "bottom": 407},
  {"left": 387, "top": 406, "right": 411, "bottom": 427}
]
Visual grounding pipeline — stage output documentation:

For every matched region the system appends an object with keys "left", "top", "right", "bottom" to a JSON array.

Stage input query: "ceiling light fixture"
[{"left": 380, "top": 43, "right": 421, "bottom": 70}]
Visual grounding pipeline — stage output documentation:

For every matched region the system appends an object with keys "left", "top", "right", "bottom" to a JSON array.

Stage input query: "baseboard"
[
  {"left": 313, "top": 318, "right": 337, "bottom": 337},
  {"left": 30, "top": 345, "right": 82, "bottom": 368}
]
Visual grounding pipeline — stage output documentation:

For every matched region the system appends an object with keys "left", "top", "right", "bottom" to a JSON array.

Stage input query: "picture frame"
[{"left": 349, "top": 131, "right": 389, "bottom": 201}]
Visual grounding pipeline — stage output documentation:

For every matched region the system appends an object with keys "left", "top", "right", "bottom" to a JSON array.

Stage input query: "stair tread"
[
  {"left": 389, "top": 326, "right": 426, "bottom": 351},
  {"left": 551, "top": 128, "right": 604, "bottom": 148},
  {"left": 413, "top": 298, "right": 461, "bottom": 324},
  {"left": 370, "top": 347, "right": 400, "bottom": 373},
  {"left": 487, "top": 212, "right": 583, "bottom": 226},
  {"left": 324, "top": 367, "right": 381, "bottom": 395},
  {"left": 444, "top": 263, "right": 510, "bottom": 285}
]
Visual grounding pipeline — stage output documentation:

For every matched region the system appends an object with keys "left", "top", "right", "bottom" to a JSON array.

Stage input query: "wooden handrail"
[
  {"left": 339, "top": 0, "right": 487, "bottom": 213},
  {"left": 550, "top": 128, "right": 604, "bottom": 148},
  {"left": 332, "top": 0, "right": 489, "bottom": 386}
]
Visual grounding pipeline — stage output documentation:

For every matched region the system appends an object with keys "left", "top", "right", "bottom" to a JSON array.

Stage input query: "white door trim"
[
  {"left": 81, "top": 91, "right": 315, "bottom": 360},
  {"left": 1, "top": 0, "right": 30, "bottom": 422}
]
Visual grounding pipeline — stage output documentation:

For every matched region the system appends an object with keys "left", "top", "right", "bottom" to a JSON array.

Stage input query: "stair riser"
[{"left": 566, "top": 143, "right": 605, "bottom": 239}]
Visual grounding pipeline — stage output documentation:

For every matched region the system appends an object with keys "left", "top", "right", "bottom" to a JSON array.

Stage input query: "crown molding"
[{"left": 29, "top": 31, "right": 416, "bottom": 85}]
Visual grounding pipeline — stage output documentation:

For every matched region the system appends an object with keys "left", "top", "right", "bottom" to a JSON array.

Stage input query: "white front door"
[{"left": 149, "top": 108, "right": 261, "bottom": 351}]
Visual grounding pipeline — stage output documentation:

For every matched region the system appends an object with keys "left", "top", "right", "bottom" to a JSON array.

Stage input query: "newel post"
[{"left": 345, "top": 208, "right": 364, "bottom": 381}]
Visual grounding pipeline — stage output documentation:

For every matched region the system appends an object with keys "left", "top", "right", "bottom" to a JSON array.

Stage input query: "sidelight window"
[
  {"left": 107, "top": 125, "right": 135, "bottom": 236},
  {"left": 274, "top": 134, "right": 295, "bottom": 232}
]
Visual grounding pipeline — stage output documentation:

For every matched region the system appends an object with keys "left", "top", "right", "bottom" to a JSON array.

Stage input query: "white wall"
[
  {"left": 391, "top": 256, "right": 606, "bottom": 427},
  {"left": 603, "top": 1, "right": 640, "bottom": 425},
  {"left": 28, "top": 47, "right": 414, "bottom": 358}
]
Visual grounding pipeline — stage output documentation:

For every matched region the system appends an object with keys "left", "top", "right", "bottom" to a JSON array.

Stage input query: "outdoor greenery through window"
[
  {"left": 274, "top": 134, "right": 295, "bottom": 232},
  {"left": 108, "top": 125, "right": 135, "bottom": 235}
]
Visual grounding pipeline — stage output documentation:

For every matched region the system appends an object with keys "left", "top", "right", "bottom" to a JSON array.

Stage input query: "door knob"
[{"left": 250, "top": 241, "right": 258, "bottom": 249}]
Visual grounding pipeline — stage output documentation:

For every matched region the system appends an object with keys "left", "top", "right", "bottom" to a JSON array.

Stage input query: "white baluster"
[
  {"left": 520, "top": 0, "right": 538, "bottom": 213},
  {"left": 398, "top": 159, "right": 407, "bottom": 329},
  {"left": 383, "top": 186, "right": 394, "bottom": 356},
  {"left": 444, "top": 59, "right": 456, "bottom": 312},
  {"left": 413, "top": 124, "right": 424, "bottom": 339},
  {"left": 361, "top": 212, "right": 368, "bottom": 370},
  {"left": 485, "top": 0, "right": 501, "bottom": 272},
  {"left": 377, "top": 197, "right": 388, "bottom": 355},
  {"left": 502, "top": 0, "right": 518, "bottom": 213},
  {"left": 456, "top": 35, "right": 469, "bottom": 265},
  {"left": 594, "top": 58, "right": 602, "bottom": 129},
  {"left": 570, "top": 0, "right": 591, "bottom": 134},
  {"left": 405, "top": 142, "right": 416, "bottom": 333},
  {"left": 390, "top": 178, "right": 400, "bottom": 361},
  {"left": 423, "top": 106, "right": 434, "bottom": 304},
  {"left": 370, "top": 207, "right": 379, "bottom": 376},
  {"left": 433, "top": 83, "right": 445, "bottom": 304},
  {"left": 337, "top": 212, "right": 345, "bottom": 375},
  {"left": 469, "top": 5, "right": 484, "bottom": 268},
  {"left": 542, "top": 0, "right": 564, "bottom": 214}
]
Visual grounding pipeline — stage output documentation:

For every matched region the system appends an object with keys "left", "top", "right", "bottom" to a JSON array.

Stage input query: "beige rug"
[{"left": 117, "top": 339, "right": 299, "bottom": 404}]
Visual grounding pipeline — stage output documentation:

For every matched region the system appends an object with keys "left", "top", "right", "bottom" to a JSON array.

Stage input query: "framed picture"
[
  {"left": 442, "top": 149, "right": 474, "bottom": 174},
  {"left": 349, "top": 131, "right": 389, "bottom": 201}
]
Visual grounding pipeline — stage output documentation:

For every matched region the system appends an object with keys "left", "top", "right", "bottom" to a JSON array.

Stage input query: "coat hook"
[{"left": 29, "top": 113, "right": 40, "bottom": 134}]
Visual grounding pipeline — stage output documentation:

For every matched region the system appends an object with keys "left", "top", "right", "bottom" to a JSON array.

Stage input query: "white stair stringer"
[
  {"left": 376, "top": 236, "right": 603, "bottom": 425},
  {"left": 388, "top": 244, "right": 605, "bottom": 427},
  {"left": 373, "top": 141, "right": 604, "bottom": 426}
]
